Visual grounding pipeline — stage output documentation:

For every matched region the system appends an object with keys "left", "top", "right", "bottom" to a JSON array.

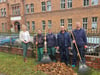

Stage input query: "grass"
[
  {"left": 0, "top": 52, "right": 46, "bottom": 75},
  {"left": 73, "top": 66, "right": 100, "bottom": 75},
  {"left": 0, "top": 52, "right": 100, "bottom": 75}
]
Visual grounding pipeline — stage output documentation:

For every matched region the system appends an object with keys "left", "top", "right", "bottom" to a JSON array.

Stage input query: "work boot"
[
  {"left": 24, "top": 58, "right": 27, "bottom": 63},
  {"left": 72, "top": 65, "right": 75, "bottom": 67}
]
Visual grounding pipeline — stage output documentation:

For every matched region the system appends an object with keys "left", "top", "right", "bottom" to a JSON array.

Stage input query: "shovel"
[
  {"left": 40, "top": 26, "right": 52, "bottom": 64},
  {"left": 71, "top": 31, "right": 89, "bottom": 73}
]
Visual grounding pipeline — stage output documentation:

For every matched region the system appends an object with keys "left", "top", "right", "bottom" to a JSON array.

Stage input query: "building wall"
[
  {"left": 0, "top": 0, "right": 100, "bottom": 33},
  {"left": 26, "top": 6, "right": 100, "bottom": 33}
]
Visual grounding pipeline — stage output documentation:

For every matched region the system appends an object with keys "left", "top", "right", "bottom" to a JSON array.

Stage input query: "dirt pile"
[{"left": 37, "top": 62, "right": 77, "bottom": 75}]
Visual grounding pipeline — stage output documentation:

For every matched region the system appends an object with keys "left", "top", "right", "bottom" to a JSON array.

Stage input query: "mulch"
[{"left": 37, "top": 62, "right": 77, "bottom": 75}]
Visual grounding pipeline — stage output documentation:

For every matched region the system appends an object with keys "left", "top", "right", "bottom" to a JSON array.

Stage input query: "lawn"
[
  {"left": 0, "top": 52, "right": 100, "bottom": 75},
  {"left": 0, "top": 52, "right": 46, "bottom": 75}
]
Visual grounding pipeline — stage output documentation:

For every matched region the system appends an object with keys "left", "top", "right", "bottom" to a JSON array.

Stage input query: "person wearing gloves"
[
  {"left": 19, "top": 24, "right": 30, "bottom": 62},
  {"left": 72, "top": 22, "right": 87, "bottom": 67},
  {"left": 34, "top": 30, "right": 44, "bottom": 61}
]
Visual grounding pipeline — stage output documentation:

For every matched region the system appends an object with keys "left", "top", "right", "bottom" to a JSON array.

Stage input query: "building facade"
[{"left": 0, "top": 0, "right": 100, "bottom": 33}]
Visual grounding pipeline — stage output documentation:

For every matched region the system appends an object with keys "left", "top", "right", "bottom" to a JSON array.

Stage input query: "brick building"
[{"left": 0, "top": 0, "right": 100, "bottom": 33}]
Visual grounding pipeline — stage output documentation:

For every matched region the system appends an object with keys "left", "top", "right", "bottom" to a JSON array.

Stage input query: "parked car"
[
  {"left": 0, "top": 36, "right": 18, "bottom": 46},
  {"left": 14, "top": 36, "right": 34, "bottom": 49}
]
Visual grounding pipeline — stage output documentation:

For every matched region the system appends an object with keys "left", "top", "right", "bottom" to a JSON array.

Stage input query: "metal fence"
[
  {"left": 86, "top": 29, "right": 100, "bottom": 56},
  {"left": 0, "top": 29, "right": 100, "bottom": 56}
]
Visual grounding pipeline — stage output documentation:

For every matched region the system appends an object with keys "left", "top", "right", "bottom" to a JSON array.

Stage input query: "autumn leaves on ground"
[{"left": 0, "top": 52, "right": 100, "bottom": 75}]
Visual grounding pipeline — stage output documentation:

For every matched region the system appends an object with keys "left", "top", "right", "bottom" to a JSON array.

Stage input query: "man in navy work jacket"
[
  {"left": 46, "top": 29, "right": 57, "bottom": 62},
  {"left": 57, "top": 26, "right": 71, "bottom": 65},
  {"left": 72, "top": 22, "right": 87, "bottom": 67}
]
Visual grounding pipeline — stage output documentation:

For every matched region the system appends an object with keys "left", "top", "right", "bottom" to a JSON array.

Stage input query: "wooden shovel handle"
[
  {"left": 36, "top": 36, "right": 38, "bottom": 60},
  {"left": 44, "top": 25, "right": 47, "bottom": 53},
  {"left": 71, "top": 31, "right": 82, "bottom": 60}
]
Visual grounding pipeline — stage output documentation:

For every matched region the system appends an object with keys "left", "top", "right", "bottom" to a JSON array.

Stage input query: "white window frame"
[
  {"left": 0, "top": 0, "right": 2, "bottom": 3},
  {"left": 4, "top": 8, "right": 6, "bottom": 16},
  {"left": 83, "top": 0, "right": 89, "bottom": 7},
  {"left": 2, "top": 23, "right": 5, "bottom": 32},
  {"left": 5, "top": 23, "right": 7, "bottom": 32},
  {"left": 91, "top": 0, "right": 98, "bottom": 6},
  {"left": 32, "top": 21, "right": 35, "bottom": 31},
  {"left": 26, "top": 4, "right": 30, "bottom": 14},
  {"left": 67, "top": 0, "right": 72, "bottom": 9},
  {"left": 42, "top": 20, "right": 46, "bottom": 30},
  {"left": 26, "top": 21, "right": 30, "bottom": 31},
  {"left": 41, "top": 2, "right": 46, "bottom": 12},
  {"left": 1, "top": 8, "right": 4, "bottom": 16},
  {"left": 92, "top": 17, "right": 97, "bottom": 30},
  {"left": 47, "top": 1, "right": 51, "bottom": 11},
  {"left": 48, "top": 20, "right": 52, "bottom": 28},
  {"left": 3, "top": 0, "right": 6, "bottom": 2},
  {"left": 83, "top": 18, "right": 88, "bottom": 30},
  {"left": 12, "top": 7, "right": 15, "bottom": 15},
  {"left": 60, "top": 19, "right": 64, "bottom": 26},
  {"left": 15, "top": 6, "right": 18, "bottom": 15},
  {"left": 60, "top": 0, "right": 66, "bottom": 9},
  {"left": 30, "top": 4, "right": 34, "bottom": 13},
  {"left": 68, "top": 19, "right": 72, "bottom": 30},
  {"left": 17, "top": 6, "right": 20, "bottom": 15}
]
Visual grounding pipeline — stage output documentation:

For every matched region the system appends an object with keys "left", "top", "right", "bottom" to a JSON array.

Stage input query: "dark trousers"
[
  {"left": 60, "top": 47, "right": 69, "bottom": 65},
  {"left": 72, "top": 45, "right": 86, "bottom": 65},
  {"left": 47, "top": 47, "right": 56, "bottom": 62}
]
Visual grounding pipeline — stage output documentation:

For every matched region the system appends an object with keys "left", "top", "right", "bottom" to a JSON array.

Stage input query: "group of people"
[{"left": 19, "top": 22, "right": 87, "bottom": 67}]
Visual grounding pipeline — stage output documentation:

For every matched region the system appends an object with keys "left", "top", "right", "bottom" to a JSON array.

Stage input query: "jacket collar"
[{"left": 60, "top": 30, "right": 66, "bottom": 34}]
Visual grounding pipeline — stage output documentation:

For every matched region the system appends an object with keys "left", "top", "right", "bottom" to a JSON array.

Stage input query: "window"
[
  {"left": 3, "top": 0, "right": 6, "bottom": 2},
  {"left": 48, "top": 20, "right": 52, "bottom": 28},
  {"left": 26, "top": 4, "right": 29, "bottom": 14},
  {"left": 4, "top": 8, "right": 6, "bottom": 16},
  {"left": 2, "top": 23, "right": 5, "bottom": 32},
  {"left": 5, "top": 23, "right": 7, "bottom": 31},
  {"left": 41, "top": 1, "right": 51, "bottom": 12},
  {"left": 0, "top": 0, "right": 6, "bottom": 2},
  {"left": 67, "top": 0, "right": 72, "bottom": 8},
  {"left": 1, "top": 8, "right": 3, "bottom": 16},
  {"left": 68, "top": 19, "right": 72, "bottom": 30},
  {"left": 60, "top": 0, "right": 65, "bottom": 9},
  {"left": 15, "top": 7, "right": 17, "bottom": 15},
  {"left": 31, "top": 4, "right": 34, "bottom": 13},
  {"left": 42, "top": 20, "right": 46, "bottom": 30},
  {"left": 12, "top": 7, "right": 15, "bottom": 15},
  {"left": 12, "top": 6, "right": 20, "bottom": 15},
  {"left": 17, "top": 6, "right": 20, "bottom": 15},
  {"left": 92, "top": 17, "right": 97, "bottom": 29},
  {"left": 92, "top": 0, "right": 98, "bottom": 5},
  {"left": 32, "top": 21, "right": 35, "bottom": 31},
  {"left": 83, "top": 18, "right": 88, "bottom": 30},
  {"left": 83, "top": 0, "right": 89, "bottom": 6},
  {"left": 26, "top": 21, "right": 30, "bottom": 30},
  {"left": 41, "top": 2, "right": 46, "bottom": 12},
  {"left": 47, "top": 1, "right": 51, "bottom": 11},
  {"left": 60, "top": 19, "right": 64, "bottom": 26}
]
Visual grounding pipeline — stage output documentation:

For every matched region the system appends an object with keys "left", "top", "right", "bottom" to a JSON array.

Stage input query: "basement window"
[
  {"left": 91, "top": 0, "right": 98, "bottom": 5},
  {"left": 83, "top": 0, "right": 89, "bottom": 6}
]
